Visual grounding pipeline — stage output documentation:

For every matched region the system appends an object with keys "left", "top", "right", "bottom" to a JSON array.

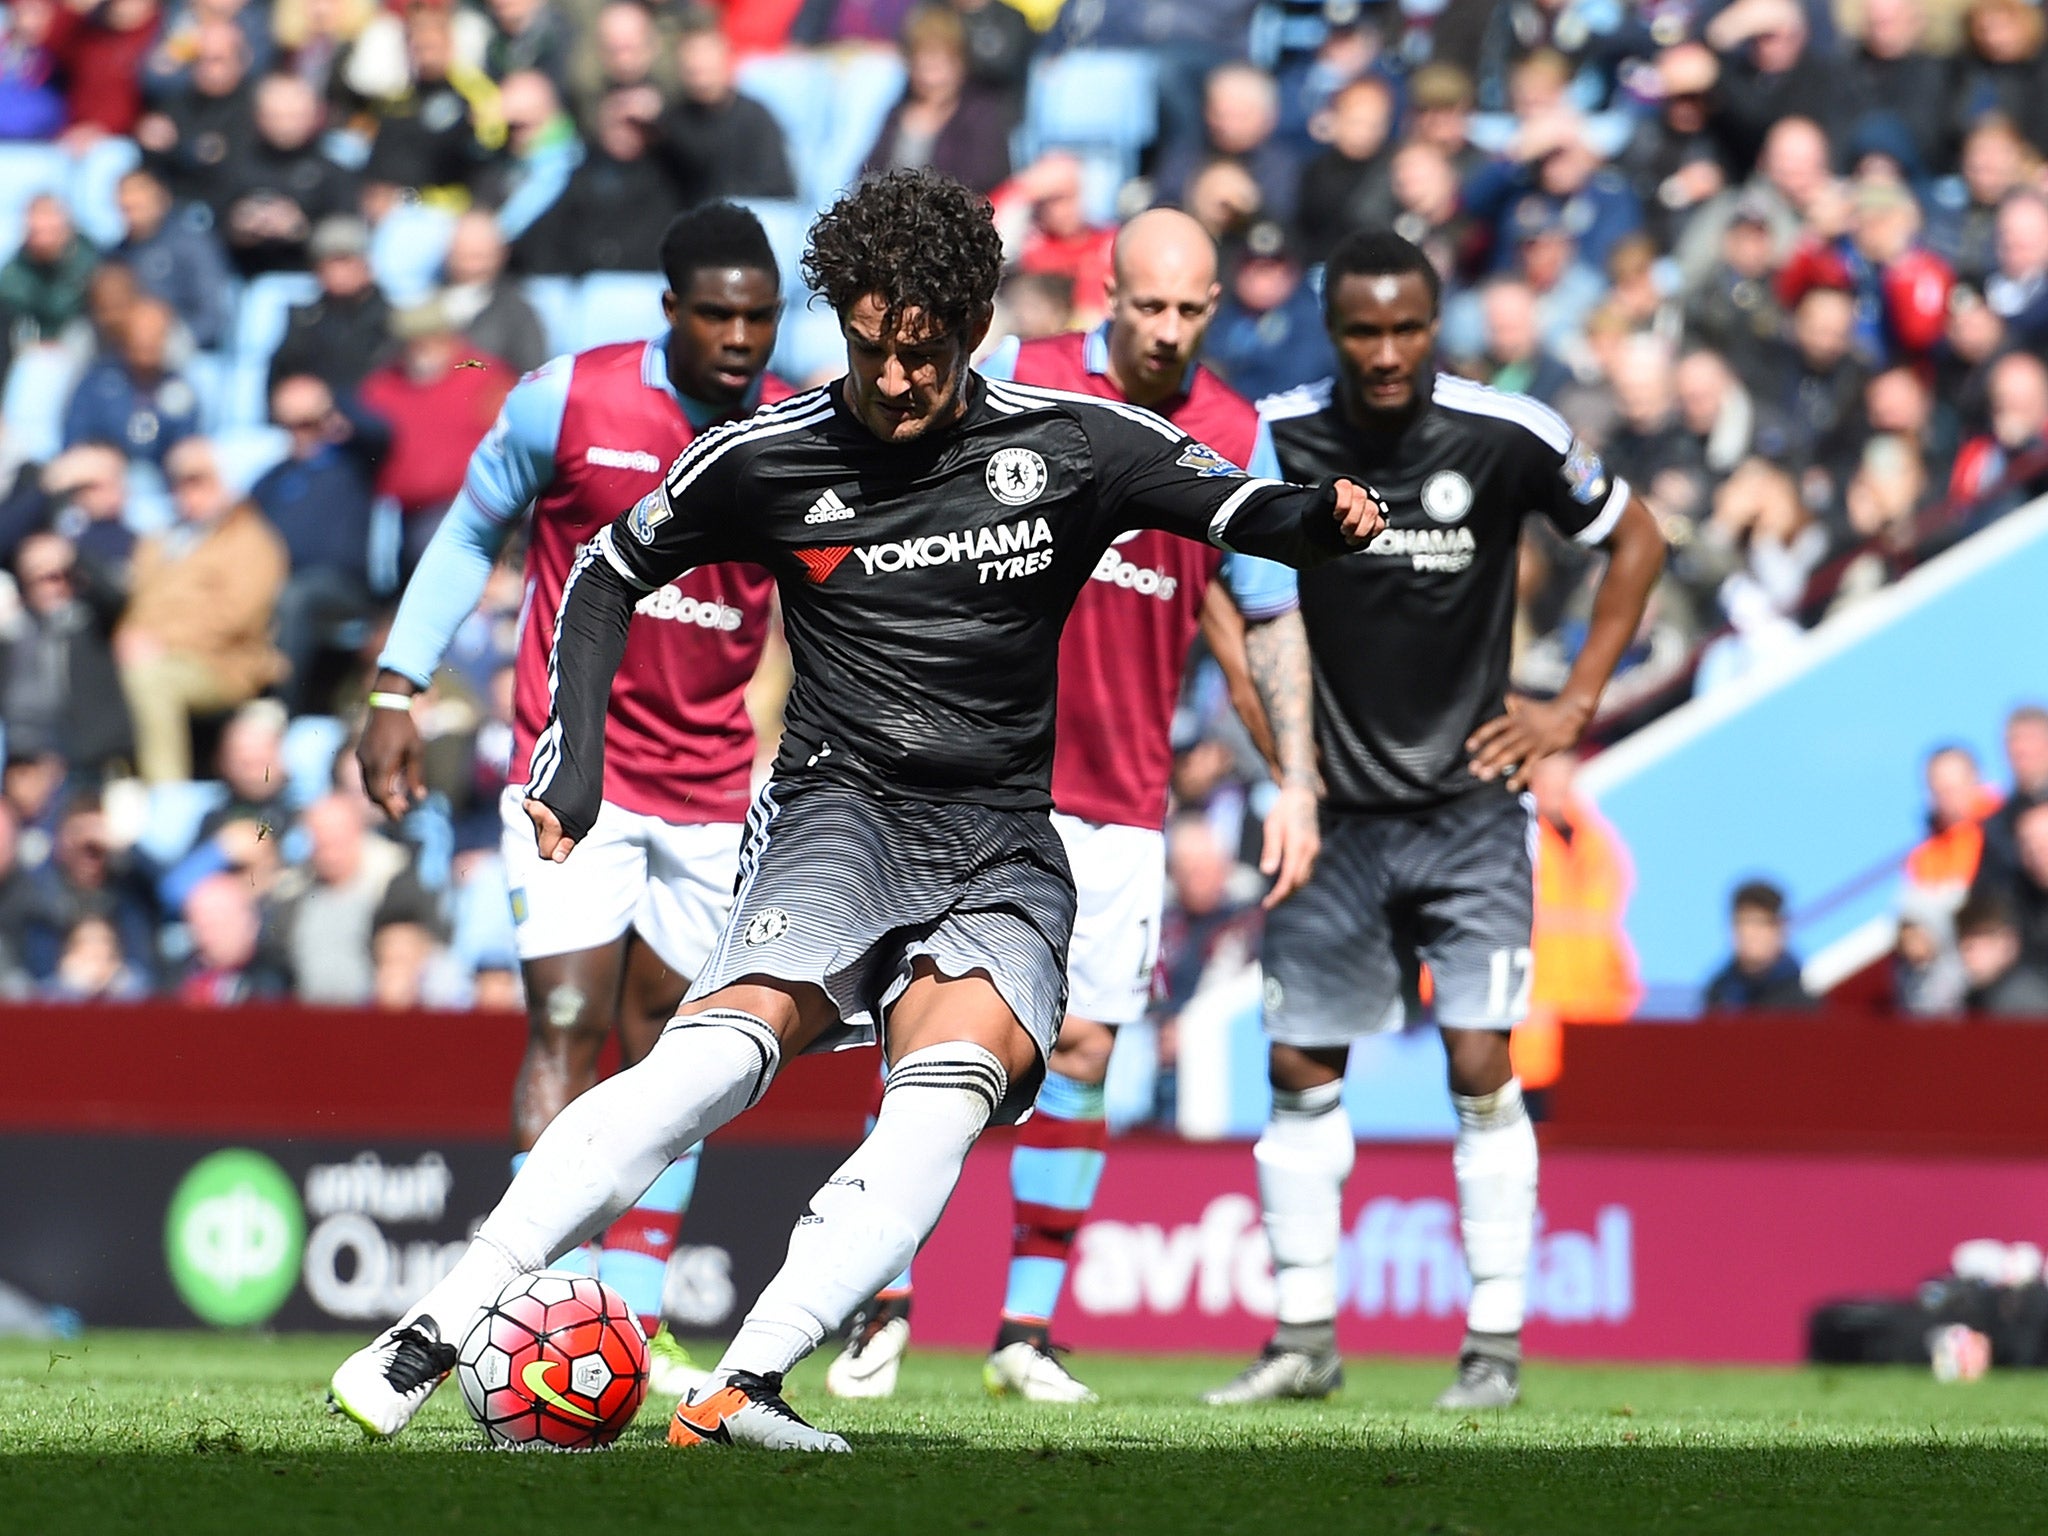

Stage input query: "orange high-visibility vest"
[{"left": 1512, "top": 796, "right": 1643, "bottom": 1090}]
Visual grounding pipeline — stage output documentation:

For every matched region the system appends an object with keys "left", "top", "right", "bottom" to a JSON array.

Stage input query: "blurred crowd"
[{"left": 1, "top": 0, "right": 2047, "bottom": 1009}]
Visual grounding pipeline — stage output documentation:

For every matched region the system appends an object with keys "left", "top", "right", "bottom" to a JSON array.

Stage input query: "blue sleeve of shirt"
[
  {"left": 978, "top": 334, "right": 1021, "bottom": 383},
  {"left": 1219, "top": 420, "right": 1299, "bottom": 619},
  {"left": 375, "top": 358, "right": 573, "bottom": 686}
]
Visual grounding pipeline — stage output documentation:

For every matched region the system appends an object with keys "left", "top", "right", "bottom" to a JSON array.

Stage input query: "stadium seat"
[
  {"left": 574, "top": 271, "right": 668, "bottom": 350},
  {"left": 0, "top": 343, "right": 80, "bottom": 464},
  {"left": 134, "top": 779, "right": 229, "bottom": 868},
  {"left": 1020, "top": 50, "right": 1160, "bottom": 165},
  {"left": 771, "top": 298, "right": 845, "bottom": 389},
  {"left": 123, "top": 462, "right": 173, "bottom": 535},
  {"left": 371, "top": 201, "right": 456, "bottom": 306},
  {"left": 70, "top": 136, "right": 140, "bottom": 249},
  {"left": 211, "top": 424, "right": 290, "bottom": 496},
  {"left": 735, "top": 51, "right": 836, "bottom": 204},
  {"left": 183, "top": 351, "right": 232, "bottom": 433},
  {"left": 814, "top": 52, "right": 906, "bottom": 205},
  {"left": 233, "top": 273, "right": 319, "bottom": 369},
  {"left": 213, "top": 355, "right": 274, "bottom": 432},
  {"left": 280, "top": 714, "right": 348, "bottom": 809},
  {"left": 520, "top": 275, "right": 579, "bottom": 358}
]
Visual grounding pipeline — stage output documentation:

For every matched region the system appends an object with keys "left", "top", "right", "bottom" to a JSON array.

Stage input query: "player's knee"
[
  {"left": 1049, "top": 1017, "right": 1115, "bottom": 1084},
  {"left": 1442, "top": 1027, "right": 1514, "bottom": 1098},
  {"left": 1269, "top": 1042, "right": 1346, "bottom": 1093}
]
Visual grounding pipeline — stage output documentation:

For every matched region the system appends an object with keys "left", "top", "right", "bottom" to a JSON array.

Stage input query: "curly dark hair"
[{"left": 801, "top": 168, "right": 1004, "bottom": 340}]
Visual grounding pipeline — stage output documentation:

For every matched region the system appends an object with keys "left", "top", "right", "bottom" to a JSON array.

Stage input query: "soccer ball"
[{"left": 456, "top": 1270, "right": 649, "bottom": 1450}]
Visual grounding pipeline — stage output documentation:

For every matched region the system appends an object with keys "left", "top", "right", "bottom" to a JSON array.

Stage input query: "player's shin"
[
  {"left": 1451, "top": 1078, "right": 1538, "bottom": 1350},
  {"left": 1254, "top": 1079, "right": 1355, "bottom": 1353},
  {"left": 599, "top": 1146, "right": 702, "bottom": 1338},
  {"left": 719, "top": 1043, "right": 1007, "bottom": 1381},
  {"left": 998, "top": 1069, "right": 1107, "bottom": 1344}
]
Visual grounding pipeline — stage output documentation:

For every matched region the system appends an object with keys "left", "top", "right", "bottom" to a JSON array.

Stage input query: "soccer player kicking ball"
[
  {"left": 823, "top": 207, "right": 1312, "bottom": 1405},
  {"left": 1203, "top": 230, "right": 1665, "bottom": 1412},
  {"left": 329, "top": 168, "right": 1386, "bottom": 1453},
  {"left": 353, "top": 204, "right": 790, "bottom": 1401}
]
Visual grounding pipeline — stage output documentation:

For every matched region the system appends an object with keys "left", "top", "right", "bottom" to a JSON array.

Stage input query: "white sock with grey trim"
[
  {"left": 403, "top": 1009, "right": 781, "bottom": 1337},
  {"left": 1255, "top": 1078, "right": 1355, "bottom": 1343},
  {"left": 1452, "top": 1078, "right": 1538, "bottom": 1339},
  {"left": 721, "top": 1042, "right": 1007, "bottom": 1378}
]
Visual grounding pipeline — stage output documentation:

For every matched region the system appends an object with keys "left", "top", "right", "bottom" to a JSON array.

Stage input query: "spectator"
[
  {"left": 1759, "top": 283, "right": 1870, "bottom": 499},
  {"left": 1166, "top": 62, "right": 1301, "bottom": 231},
  {"left": 990, "top": 270, "right": 1073, "bottom": 346},
  {"left": 1605, "top": 334, "right": 1706, "bottom": 507},
  {"left": 0, "top": 0, "right": 68, "bottom": 142},
  {"left": 1407, "top": 61, "right": 1485, "bottom": 182},
  {"left": 1469, "top": 111, "right": 1644, "bottom": 279},
  {"left": 177, "top": 869, "right": 280, "bottom": 1004},
  {"left": 1832, "top": 432, "right": 1931, "bottom": 586},
  {"left": 0, "top": 801, "right": 42, "bottom": 996},
  {"left": 429, "top": 212, "right": 542, "bottom": 376},
  {"left": 522, "top": 85, "right": 686, "bottom": 273},
  {"left": 1512, "top": 750, "right": 1642, "bottom": 1094},
  {"left": 1953, "top": 0, "right": 2048, "bottom": 154},
  {"left": 42, "top": 912, "right": 148, "bottom": 1000},
  {"left": 1703, "top": 0, "right": 1847, "bottom": 172},
  {"left": 155, "top": 697, "right": 294, "bottom": 913},
  {"left": 219, "top": 71, "right": 361, "bottom": 276},
  {"left": 1, "top": 531, "right": 132, "bottom": 780},
  {"left": 1955, "top": 889, "right": 2048, "bottom": 1015},
  {"left": 1204, "top": 220, "right": 1336, "bottom": 402},
  {"left": 134, "top": 16, "right": 256, "bottom": 221},
  {"left": 1143, "top": 811, "right": 1264, "bottom": 1127},
  {"left": 1703, "top": 879, "right": 1815, "bottom": 1010},
  {"left": 1985, "top": 188, "right": 2048, "bottom": 345},
  {"left": 652, "top": 7, "right": 796, "bottom": 204},
  {"left": 990, "top": 153, "right": 1115, "bottom": 329},
  {"left": 1690, "top": 454, "right": 1828, "bottom": 619},
  {"left": 355, "top": 299, "right": 514, "bottom": 573},
  {"left": 1840, "top": 0, "right": 1951, "bottom": 176},
  {"left": 576, "top": 0, "right": 663, "bottom": 123},
  {"left": 115, "top": 436, "right": 288, "bottom": 782},
  {"left": 1386, "top": 140, "right": 1477, "bottom": 288},
  {"left": 1295, "top": 75, "right": 1396, "bottom": 264},
  {"left": 43, "top": 0, "right": 160, "bottom": 144},
  {"left": 267, "top": 215, "right": 394, "bottom": 398},
  {"left": 142, "top": 0, "right": 277, "bottom": 96},
  {"left": 111, "top": 167, "right": 232, "bottom": 350},
  {"left": 371, "top": 906, "right": 460, "bottom": 1008},
  {"left": 272, "top": 0, "right": 377, "bottom": 119},
  {"left": 1893, "top": 887, "right": 1967, "bottom": 1017},
  {"left": 254, "top": 374, "right": 391, "bottom": 711},
  {"left": 1442, "top": 197, "right": 1604, "bottom": 363},
  {"left": 362, "top": 3, "right": 498, "bottom": 205},
  {"left": 1672, "top": 347, "right": 1781, "bottom": 502},
  {"left": 0, "top": 195, "right": 99, "bottom": 345},
  {"left": 1777, "top": 181, "right": 1954, "bottom": 371},
  {"left": 1676, "top": 115, "right": 1831, "bottom": 300},
  {"left": 1183, "top": 158, "right": 1263, "bottom": 247},
  {"left": 862, "top": 4, "right": 1011, "bottom": 195},
  {"left": 1947, "top": 351, "right": 2048, "bottom": 517},
  {"left": 951, "top": 0, "right": 1033, "bottom": 124},
  {"left": 1460, "top": 277, "right": 1572, "bottom": 403},
  {"left": 268, "top": 791, "right": 427, "bottom": 1004},
  {"left": 1906, "top": 744, "right": 2003, "bottom": 908},
  {"left": 483, "top": 0, "right": 574, "bottom": 93},
  {"left": 1975, "top": 706, "right": 2048, "bottom": 914},
  {"left": 61, "top": 294, "right": 201, "bottom": 469},
  {"left": 22, "top": 794, "right": 159, "bottom": 982},
  {"left": 491, "top": 69, "right": 582, "bottom": 246},
  {"left": 1619, "top": 45, "right": 1727, "bottom": 253},
  {"left": 36, "top": 442, "right": 135, "bottom": 574},
  {"left": 1926, "top": 116, "right": 2034, "bottom": 289}
]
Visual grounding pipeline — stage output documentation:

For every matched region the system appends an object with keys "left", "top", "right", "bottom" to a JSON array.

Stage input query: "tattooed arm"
[{"left": 1242, "top": 608, "right": 1320, "bottom": 909}]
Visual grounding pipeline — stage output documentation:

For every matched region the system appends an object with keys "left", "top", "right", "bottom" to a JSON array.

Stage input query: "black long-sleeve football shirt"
[{"left": 528, "top": 374, "right": 1354, "bottom": 838}]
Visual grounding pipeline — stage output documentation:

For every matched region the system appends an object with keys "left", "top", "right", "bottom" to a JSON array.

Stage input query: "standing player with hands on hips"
[
  {"left": 330, "top": 168, "right": 1387, "bottom": 1453},
  {"left": 824, "top": 206, "right": 1314, "bottom": 1405},
  {"left": 1205, "top": 230, "right": 1666, "bottom": 1412},
  {"left": 350, "top": 204, "right": 790, "bottom": 1403}
]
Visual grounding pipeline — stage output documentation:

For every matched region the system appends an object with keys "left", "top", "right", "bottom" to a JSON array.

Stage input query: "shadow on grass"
[{"left": 6, "top": 1441, "right": 2046, "bottom": 1535}]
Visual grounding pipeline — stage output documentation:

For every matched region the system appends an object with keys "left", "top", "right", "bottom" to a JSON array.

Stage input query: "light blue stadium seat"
[
  {"left": 281, "top": 714, "right": 348, "bottom": 809},
  {"left": 71, "top": 136, "right": 140, "bottom": 249},
  {"left": 771, "top": 298, "right": 846, "bottom": 389},
  {"left": 1, "top": 343, "right": 80, "bottom": 463},
  {"left": 1020, "top": 49, "right": 1161, "bottom": 167},
  {"left": 731, "top": 197, "right": 809, "bottom": 292},
  {"left": 371, "top": 201, "right": 456, "bottom": 306},
  {"left": 183, "top": 350, "right": 232, "bottom": 433},
  {"left": 213, "top": 355, "right": 273, "bottom": 431},
  {"left": 212, "top": 423, "right": 290, "bottom": 496},
  {"left": 124, "top": 462, "right": 174, "bottom": 535},
  {"left": 736, "top": 52, "right": 837, "bottom": 205},
  {"left": 814, "top": 52, "right": 906, "bottom": 204},
  {"left": 520, "top": 275, "right": 579, "bottom": 358},
  {"left": 574, "top": 271, "right": 668, "bottom": 350},
  {"left": 234, "top": 272, "right": 319, "bottom": 368},
  {"left": 135, "top": 779, "right": 229, "bottom": 868},
  {"left": 0, "top": 143, "right": 69, "bottom": 262}
]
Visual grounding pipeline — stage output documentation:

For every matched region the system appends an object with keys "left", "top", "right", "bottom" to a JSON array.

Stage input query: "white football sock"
[
  {"left": 1255, "top": 1079, "right": 1354, "bottom": 1330},
  {"left": 720, "top": 1043, "right": 1006, "bottom": 1378},
  {"left": 402, "top": 1009, "right": 780, "bottom": 1336},
  {"left": 1452, "top": 1078, "right": 1538, "bottom": 1338}
]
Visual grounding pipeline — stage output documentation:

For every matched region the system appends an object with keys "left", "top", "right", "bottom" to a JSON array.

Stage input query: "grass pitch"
[{"left": 2, "top": 1333, "right": 2044, "bottom": 1534}]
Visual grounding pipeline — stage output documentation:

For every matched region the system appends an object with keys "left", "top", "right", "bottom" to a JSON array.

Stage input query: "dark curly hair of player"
[{"left": 802, "top": 168, "right": 1005, "bottom": 340}]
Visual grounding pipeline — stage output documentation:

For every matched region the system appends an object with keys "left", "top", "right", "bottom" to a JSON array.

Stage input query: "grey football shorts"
[
  {"left": 1262, "top": 788, "right": 1537, "bottom": 1047},
  {"left": 683, "top": 779, "right": 1075, "bottom": 1123}
]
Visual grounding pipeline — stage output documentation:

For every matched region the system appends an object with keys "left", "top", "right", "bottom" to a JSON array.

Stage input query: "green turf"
[{"left": 1, "top": 1333, "right": 2044, "bottom": 1535}]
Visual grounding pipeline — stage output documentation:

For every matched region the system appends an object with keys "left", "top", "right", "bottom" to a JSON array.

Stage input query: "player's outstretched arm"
[
  {"left": 1468, "top": 492, "right": 1666, "bottom": 790},
  {"left": 1242, "top": 608, "right": 1322, "bottom": 908}
]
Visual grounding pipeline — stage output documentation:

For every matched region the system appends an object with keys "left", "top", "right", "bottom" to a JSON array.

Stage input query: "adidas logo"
[{"left": 803, "top": 489, "right": 855, "bottom": 524}]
